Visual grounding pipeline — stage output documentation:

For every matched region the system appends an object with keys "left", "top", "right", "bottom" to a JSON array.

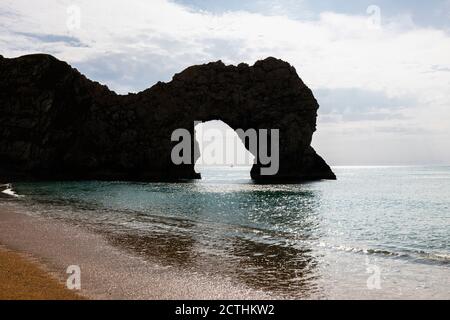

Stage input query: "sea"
[{"left": 2, "top": 166, "right": 450, "bottom": 299}]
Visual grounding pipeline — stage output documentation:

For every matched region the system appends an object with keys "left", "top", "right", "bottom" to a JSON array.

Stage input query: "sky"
[{"left": 1, "top": 0, "right": 450, "bottom": 166}]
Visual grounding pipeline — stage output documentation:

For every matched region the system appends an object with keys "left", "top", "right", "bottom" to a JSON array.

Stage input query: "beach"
[
  {"left": 0, "top": 245, "right": 84, "bottom": 300},
  {"left": 1, "top": 186, "right": 82, "bottom": 299},
  {"left": 0, "top": 201, "right": 271, "bottom": 300}
]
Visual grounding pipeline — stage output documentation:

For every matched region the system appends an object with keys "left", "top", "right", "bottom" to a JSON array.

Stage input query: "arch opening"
[{"left": 194, "top": 120, "right": 255, "bottom": 181}]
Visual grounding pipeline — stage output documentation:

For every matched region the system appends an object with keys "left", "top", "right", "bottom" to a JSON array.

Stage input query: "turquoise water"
[{"left": 5, "top": 166, "right": 450, "bottom": 298}]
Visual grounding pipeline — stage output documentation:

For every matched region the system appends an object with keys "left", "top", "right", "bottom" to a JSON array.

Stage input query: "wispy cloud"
[
  {"left": 14, "top": 32, "right": 88, "bottom": 47},
  {"left": 429, "top": 64, "right": 450, "bottom": 72}
]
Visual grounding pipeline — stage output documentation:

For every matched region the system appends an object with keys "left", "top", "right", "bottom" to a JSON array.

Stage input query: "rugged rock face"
[{"left": 0, "top": 54, "right": 335, "bottom": 181}]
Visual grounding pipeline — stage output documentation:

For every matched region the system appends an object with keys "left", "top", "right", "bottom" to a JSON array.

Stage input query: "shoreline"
[{"left": 0, "top": 201, "right": 272, "bottom": 300}]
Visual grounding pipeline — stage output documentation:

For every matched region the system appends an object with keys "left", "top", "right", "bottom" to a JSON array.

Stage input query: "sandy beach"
[
  {"left": 0, "top": 246, "right": 84, "bottom": 300},
  {"left": 0, "top": 201, "right": 271, "bottom": 300},
  {"left": 1, "top": 184, "right": 83, "bottom": 300}
]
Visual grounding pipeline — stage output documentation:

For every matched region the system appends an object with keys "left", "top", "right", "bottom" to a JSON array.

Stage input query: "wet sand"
[
  {"left": 0, "top": 203, "right": 272, "bottom": 299},
  {"left": 0, "top": 246, "right": 84, "bottom": 300}
]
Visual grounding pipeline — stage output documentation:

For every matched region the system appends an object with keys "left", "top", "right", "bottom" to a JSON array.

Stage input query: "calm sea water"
[{"left": 4, "top": 166, "right": 450, "bottom": 298}]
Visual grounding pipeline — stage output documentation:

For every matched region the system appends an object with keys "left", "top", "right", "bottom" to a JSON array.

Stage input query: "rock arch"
[{"left": 0, "top": 54, "right": 335, "bottom": 181}]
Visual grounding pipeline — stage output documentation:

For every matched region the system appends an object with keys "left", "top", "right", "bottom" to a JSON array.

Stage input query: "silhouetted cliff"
[{"left": 0, "top": 54, "right": 335, "bottom": 181}]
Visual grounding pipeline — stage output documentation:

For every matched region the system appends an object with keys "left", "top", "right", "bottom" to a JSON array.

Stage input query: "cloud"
[
  {"left": 2, "top": 1, "right": 449, "bottom": 94},
  {"left": 429, "top": 64, "right": 450, "bottom": 72},
  {"left": 172, "top": 0, "right": 314, "bottom": 19},
  {"left": 315, "top": 88, "right": 415, "bottom": 121},
  {"left": 74, "top": 50, "right": 203, "bottom": 94},
  {"left": 14, "top": 32, "right": 87, "bottom": 47}
]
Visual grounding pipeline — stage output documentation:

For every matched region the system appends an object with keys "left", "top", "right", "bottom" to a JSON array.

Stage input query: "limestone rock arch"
[{"left": 0, "top": 54, "right": 335, "bottom": 181}]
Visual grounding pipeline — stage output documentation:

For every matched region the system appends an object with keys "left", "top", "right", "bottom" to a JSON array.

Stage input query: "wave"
[
  {"left": 1, "top": 183, "right": 22, "bottom": 198},
  {"left": 317, "top": 241, "right": 450, "bottom": 265}
]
